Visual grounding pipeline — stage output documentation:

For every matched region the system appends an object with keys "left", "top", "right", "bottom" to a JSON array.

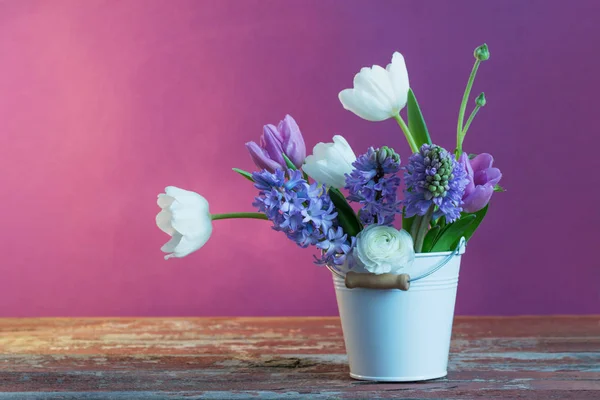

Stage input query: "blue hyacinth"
[
  {"left": 403, "top": 144, "right": 470, "bottom": 223},
  {"left": 344, "top": 146, "right": 402, "bottom": 226},
  {"left": 252, "top": 169, "right": 354, "bottom": 266}
]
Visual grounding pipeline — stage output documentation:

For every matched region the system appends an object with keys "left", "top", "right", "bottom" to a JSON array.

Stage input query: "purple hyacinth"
[
  {"left": 403, "top": 144, "right": 470, "bottom": 223},
  {"left": 316, "top": 226, "right": 356, "bottom": 262},
  {"left": 252, "top": 168, "right": 354, "bottom": 266},
  {"left": 345, "top": 146, "right": 402, "bottom": 226}
]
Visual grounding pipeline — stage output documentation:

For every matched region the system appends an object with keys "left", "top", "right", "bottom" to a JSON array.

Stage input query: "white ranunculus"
[
  {"left": 156, "top": 186, "right": 213, "bottom": 260},
  {"left": 338, "top": 52, "right": 410, "bottom": 122},
  {"left": 302, "top": 135, "right": 356, "bottom": 189},
  {"left": 354, "top": 225, "right": 415, "bottom": 275}
]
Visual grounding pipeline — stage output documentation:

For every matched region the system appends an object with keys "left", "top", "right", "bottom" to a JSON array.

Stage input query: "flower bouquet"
[{"left": 156, "top": 44, "right": 502, "bottom": 381}]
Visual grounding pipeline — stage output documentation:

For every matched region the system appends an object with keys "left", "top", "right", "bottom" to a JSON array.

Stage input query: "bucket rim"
[{"left": 414, "top": 249, "right": 465, "bottom": 258}]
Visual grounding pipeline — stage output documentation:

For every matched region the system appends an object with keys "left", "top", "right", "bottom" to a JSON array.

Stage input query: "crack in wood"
[{"left": 249, "top": 357, "right": 317, "bottom": 369}]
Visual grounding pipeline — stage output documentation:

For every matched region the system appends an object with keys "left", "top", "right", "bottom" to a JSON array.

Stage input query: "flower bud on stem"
[
  {"left": 456, "top": 44, "right": 489, "bottom": 160},
  {"left": 474, "top": 44, "right": 490, "bottom": 61},
  {"left": 456, "top": 93, "right": 486, "bottom": 158}
]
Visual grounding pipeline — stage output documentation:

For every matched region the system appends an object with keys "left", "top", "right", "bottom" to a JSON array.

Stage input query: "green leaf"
[
  {"left": 430, "top": 215, "right": 445, "bottom": 228},
  {"left": 461, "top": 204, "right": 489, "bottom": 242},
  {"left": 434, "top": 218, "right": 451, "bottom": 242},
  {"left": 406, "top": 89, "right": 432, "bottom": 149},
  {"left": 438, "top": 216, "right": 447, "bottom": 229},
  {"left": 232, "top": 168, "right": 254, "bottom": 182},
  {"left": 281, "top": 153, "right": 297, "bottom": 170},
  {"left": 468, "top": 153, "right": 477, "bottom": 160},
  {"left": 328, "top": 188, "right": 362, "bottom": 237},
  {"left": 402, "top": 208, "right": 415, "bottom": 233},
  {"left": 421, "top": 226, "right": 441, "bottom": 253},
  {"left": 430, "top": 214, "right": 476, "bottom": 252},
  {"left": 494, "top": 184, "right": 505, "bottom": 192}
]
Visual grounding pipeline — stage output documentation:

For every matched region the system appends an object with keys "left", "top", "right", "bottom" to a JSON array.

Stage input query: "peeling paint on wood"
[{"left": 0, "top": 316, "right": 599, "bottom": 398}]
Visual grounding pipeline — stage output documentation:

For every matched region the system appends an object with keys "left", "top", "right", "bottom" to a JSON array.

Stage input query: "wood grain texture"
[{"left": 0, "top": 317, "right": 599, "bottom": 399}]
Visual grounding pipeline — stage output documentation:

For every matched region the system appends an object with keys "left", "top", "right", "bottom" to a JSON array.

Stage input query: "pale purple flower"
[
  {"left": 460, "top": 153, "right": 502, "bottom": 213},
  {"left": 246, "top": 115, "right": 306, "bottom": 172}
]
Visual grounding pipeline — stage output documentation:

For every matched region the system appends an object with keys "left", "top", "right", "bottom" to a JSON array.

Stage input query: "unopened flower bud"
[
  {"left": 476, "top": 92, "right": 486, "bottom": 107},
  {"left": 474, "top": 44, "right": 490, "bottom": 61},
  {"left": 377, "top": 148, "right": 388, "bottom": 164}
]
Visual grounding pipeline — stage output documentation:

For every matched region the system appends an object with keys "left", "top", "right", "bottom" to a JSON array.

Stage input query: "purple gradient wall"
[{"left": 0, "top": 0, "right": 598, "bottom": 317}]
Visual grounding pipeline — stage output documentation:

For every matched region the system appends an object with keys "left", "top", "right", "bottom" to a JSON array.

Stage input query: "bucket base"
[{"left": 349, "top": 371, "right": 447, "bottom": 382}]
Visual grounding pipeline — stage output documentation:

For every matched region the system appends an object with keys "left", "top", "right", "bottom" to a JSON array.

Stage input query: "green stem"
[
  {"left": 414, "top": 206, "right": 434, "bottom": 253},
  {"left": 394, "top": 114, "right": 419, "bottom": 153},
  {"left": 456, "top": 60, "right": 480, "bottom": 159},
  {"left": 211, "top": 212, "right": 268, "bottom": 221},
  {"left": 455, "top": 105, "right": 482, "bottom": 158},
  {"left": 461, "top": 105, "right": 481, "bottom": 137}
]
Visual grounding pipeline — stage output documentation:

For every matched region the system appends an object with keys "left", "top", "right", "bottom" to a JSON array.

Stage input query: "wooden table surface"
[{"left": 0, "top": 317, "right": 598, "bottom": 399}]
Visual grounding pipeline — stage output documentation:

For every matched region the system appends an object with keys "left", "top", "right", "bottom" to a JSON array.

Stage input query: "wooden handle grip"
[{"left": 345, "top": 272, "right": 411, "bottom": 291}]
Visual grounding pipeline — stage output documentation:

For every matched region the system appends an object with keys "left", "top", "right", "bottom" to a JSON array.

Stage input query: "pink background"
[{"left": 1, "top": 0, "right": 599, "bottom": 317}]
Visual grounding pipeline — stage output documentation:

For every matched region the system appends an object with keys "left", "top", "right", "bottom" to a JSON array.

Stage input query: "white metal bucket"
[{"left": 332, "top": 244, "right": 465, "bottom": 382}]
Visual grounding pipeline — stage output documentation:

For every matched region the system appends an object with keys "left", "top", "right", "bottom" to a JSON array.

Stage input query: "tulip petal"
[
  {"left": 170, "top": 204, "right": 211, "bottom": 237},
  {"left": 386, "top": 52, "right": 410, "bottom": 110},
  {"left": 303, "top": 160, "right": 346, "bottom": 189},
  {"left": 339, "top": 52, "right": 411, "bottom": 122},
  {"left": 164, "top": 232, "right": 210, "bottom": 260},
  {"left": 462, "top": 184, "right": 494, "bottom": 213},
  {"left": 279, "top": 115, "right": 306, "bottom": 167},
  {"left": 338, "top": 89, "right": 391, "bottom": 121},
  {"left": 310, "top": 141, "right": 330, "bottom": 160},
  {"left": 474, "top": 167, "right": 502, "bottom": 187},
  {"left": 261, "top": 126, "right": 286, "bottom": 166},
  {"left": 265, "top": 123, "right": 284, "bottom": 143},
  {"left": 470, "top": 153, "right": 494, "bottom": 172},
  {"left": 332, "top": 135, "right": 356, "bottom": 165},
  {"left": 156, "top": 209, "right": 175, "bottom": 235},
  {"left": 165, "top": 186, "right": 202, "bottom": 201},
  {"left": 161, "top": 231, "right": 182, "bottom": 252},
  {"left": 277, "top": 115, "right": 295, "bottom": 142},
  {"left": 303, "top": 135, "right": 356, "bottom": 188},
  {"left": 284, "top": 140, "right": 305, "bottom": 168},
  {"left": 459, "top": 153, "right": 475, "bottom": 198},
  {"left": 164, "top": 188, "right": 211, "bottom": 237},
  {"left": 354, "top": 66, "right": 396, "bottom": 109},
  {"left": 485, "top": 167, "right": 502, "bottom": 185},
  {"left": 245, "top": 141, "right": 281, "bottom": 172},
  {"left": 157, "top": 186, "right": 214, "bottom": 260},
  {"left": 157, "top": 194, "right": 175, "bottom": 209}
]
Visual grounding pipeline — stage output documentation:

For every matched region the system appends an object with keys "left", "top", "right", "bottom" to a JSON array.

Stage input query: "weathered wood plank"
[{"left": 0, "top": 317, "right": 598, "bottom": 398}]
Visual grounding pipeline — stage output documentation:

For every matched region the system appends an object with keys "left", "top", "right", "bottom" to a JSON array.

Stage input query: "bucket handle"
[{"left": 327, "top": 237, "right": 466, "bottom": 291}]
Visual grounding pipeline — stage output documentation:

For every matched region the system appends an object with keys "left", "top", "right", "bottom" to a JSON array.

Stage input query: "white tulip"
[
  {"left": 339, "top": 52, "right": 410, "bottom": 122},
  {"left": 303, "top": 135, "right": 356, "bottom": 189},
  {"left": 156, "top": 186, "right": 213, "bottom": 260},
  {"left": 354, "top": 225, "right": 415, "bottom": 275}
]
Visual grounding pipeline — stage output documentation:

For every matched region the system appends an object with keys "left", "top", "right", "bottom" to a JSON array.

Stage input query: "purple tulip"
[
  {"left": 245, "top": 115, "right": 306, "bottom": 172},
  {"left": 460, "top": 153, "right": 502, "bottom": 213}
]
